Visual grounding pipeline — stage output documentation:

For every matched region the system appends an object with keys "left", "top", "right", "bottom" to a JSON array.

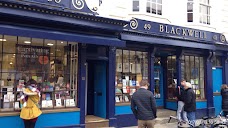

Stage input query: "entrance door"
[
  {"left": 86, "top": 61, "right": 106, "bottom": 118},
  {"left": 154, "top": 66, "right": 164, "bottom": 107},
  {"left": 213, "top": 67, "right": 223, "bottom": 116}
]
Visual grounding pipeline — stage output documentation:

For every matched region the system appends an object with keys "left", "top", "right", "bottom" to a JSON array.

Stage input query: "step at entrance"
[
  {"left": 156, "top": 109, "right": 177, "bottom": 124},
  {"left": 85, "top": 115, "right": 109, "bottom": 128}
]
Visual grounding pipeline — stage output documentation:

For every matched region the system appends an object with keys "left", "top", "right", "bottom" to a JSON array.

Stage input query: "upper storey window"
[
  {"left": 199, "top": 0, "right": 210, "bottom": 25},
  {"left": 187, "top": 0, "right": 194, "bottom": 22},
  {"left": 133, "top": 0, "right": 140, "bottom": 12},
  {"left": 146, "top": 0, "right": 162, "bottom": 15}
]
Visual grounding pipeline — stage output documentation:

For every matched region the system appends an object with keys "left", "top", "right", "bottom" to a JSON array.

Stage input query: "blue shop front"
[
  {"left": 114, "top": 18, "right": 228, "bottom": 127},
  {"left": 0, "top": 1, "right": 228, "bottom": 128}
]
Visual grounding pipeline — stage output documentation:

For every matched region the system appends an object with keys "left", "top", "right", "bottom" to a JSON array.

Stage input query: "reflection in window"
[
  {"left": 199, "top": 0, "right": 210, "bottom": 25},
  {"left": 212, "top": 56, "right": 222, "bottom": 67},
  {"left": 187, "top": 0, "right": 194, "bottom": 22},
  {"left": 0, "top": 35, "right": 78, "bottom": 112},
  {"left": 146, "top": 0, "right": 162, "bottom": 15},
  {"left": 182, "top": 55, "right": 205, "bottom": 99},
  {"left": 115, "top": 49, "right": 148, "bottom": 103},
  {"left": 167, "top": 56, "right": 176, "bottom": 99},
  {"left": 133, "top": 0, "right": 139, "bottom": 12}
]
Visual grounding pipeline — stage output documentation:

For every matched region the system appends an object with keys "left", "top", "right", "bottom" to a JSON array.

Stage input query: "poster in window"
[
  {"left": 116, "top": 63, "right": 122, "bottom": 72},
  {"left": 123, "top": 63, "right": 130, "bottom": 73},
  {"left": 16, "top": 44, "right": 50, "bottom": 80}
]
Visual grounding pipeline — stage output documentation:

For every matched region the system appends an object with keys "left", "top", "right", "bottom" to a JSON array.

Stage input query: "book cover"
[
  {"left": 32, "top": 76, "right": 38, "bottom": 81},
  {"left": 14, "top": 102, "right": 20, "bottom": 109},
  {"left": 69, "top": 99, "right": 75, "bottom": 106},
  {"left": 46, "top": 100, "right": 53, "bottom": 107},
  {"left": 124, "top": 96, "right": 129, "bottom": 102},
  {"left": 42, "top": 94, "right": 46, "bottom": 100},
  {"left": 37, "top": 77, "right": 42, "bottom": 83},
  {"left": 46, "top": 94, "right": 51, "bottom": 100},
  {"left": 115, "top": 96, "right": 120, "bottom": 102},
  {"left": 4, "top": 94, "right": 10, "bottom": 102},
  {"left": 42, "top": 100, "right": 47, "bottom": 108},
  {"left": 55, "top": 99, "right": 62, "bottom": 107},
  {"left": 65, "top": 99, "right": 70, "bottom": 106}
]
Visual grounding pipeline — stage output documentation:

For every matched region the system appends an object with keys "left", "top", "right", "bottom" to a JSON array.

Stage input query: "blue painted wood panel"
[
  {"left": 166, "top": 101, "right": 177, "bottom": 110},
  {"left": 94, "top": 61, "right": 107, "bottom": 118},
  {"left": 0, "top": 111, "right": 80, "bottom": 128},
  {"left": 155, "top": 66, "right": 164, "bottom": 107},
  {"left": 115, "top": 106, "right": 132, "bottom": 115},
  {"left": 196, "top": 101, "right": 207, "bottom": 109},
  {"left": 213, "top": 68, "right": 223, "bottom": 115}
]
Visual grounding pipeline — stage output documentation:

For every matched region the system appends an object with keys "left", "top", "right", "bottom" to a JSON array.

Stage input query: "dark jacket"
[
  {"left": 184, "top": 88, "right": 196, "bottom": 112},
  {"left": 175, "top": 86, "right": 185, "bottom": 101},
  {"left": 131, "top": 88, "right": 157, "bottom": 120},
  {"left": 221, "top": 88, "right": 228, "bottom": 110}
]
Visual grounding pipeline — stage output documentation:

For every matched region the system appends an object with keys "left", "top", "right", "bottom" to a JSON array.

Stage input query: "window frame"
[
  {"left": 146, "top": 0, "right": 162, "bottom": 15},
  {"left": 199, "top": 0, "right": 211, "bottom": 25}
]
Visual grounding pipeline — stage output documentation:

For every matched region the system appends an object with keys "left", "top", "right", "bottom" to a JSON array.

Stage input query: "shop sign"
[
  {"left": 7, "top": 0, "right": 102, "bottom": 15},
  {"left": 125, "top": 18, "right": 227, "bottom": 45}
]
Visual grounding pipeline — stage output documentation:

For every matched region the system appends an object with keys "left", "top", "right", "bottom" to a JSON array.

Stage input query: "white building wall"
[{"left": 98, "top": 0, "right": 228, "bottom": 39}]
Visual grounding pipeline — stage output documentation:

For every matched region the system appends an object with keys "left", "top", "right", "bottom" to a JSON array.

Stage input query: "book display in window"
[{"left": 115, "top": 50, "right": 148, "bottom": 103}]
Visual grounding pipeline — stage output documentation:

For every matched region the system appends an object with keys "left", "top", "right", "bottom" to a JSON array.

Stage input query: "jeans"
[
  {"left": 187, "top": 112, "right": 195, "bottom": 127},
  {"left": 177, "top": 101, "right": 188, "bottom": 122},
  {"left": 138, "top": 120, "right": 155, "bottom": 128}
]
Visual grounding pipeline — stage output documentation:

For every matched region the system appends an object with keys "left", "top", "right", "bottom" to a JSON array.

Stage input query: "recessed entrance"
[{"left": 85, "top": 60, "right": 108, "bottom": 127}]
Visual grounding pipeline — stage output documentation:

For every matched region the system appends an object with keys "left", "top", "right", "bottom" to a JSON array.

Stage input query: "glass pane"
[
  {"left": 157, "top": 5, "right": 162, "bottom": 15},
  {"left": 146, "top": 2, "right": 151, "bottom": 13},
  {"left": 157, "top": 0, "right": 162, "bottom": 4},
  {"left": 2, "top": 54, "right": 16, "bottom": 72},
  {"left": 133, "top": 1, "right": 139, "bottom": 11},
  {"left": 187, "top": 3, "right": 193, "bottom": 12},
  {"left": 3, "top": 35, "right": 17, "bottom": 53},
  {"left": 0, "top": 35, "right": 3, "bottom": 53},
  {"left": 18, "top": 37, "right": 31, "bottom": 45},
  {"left": 188, "top": 13, "right": 193, "bottom": 22},
  {"left": 152, "top": 3, "right": 156, "bottom": 14}
]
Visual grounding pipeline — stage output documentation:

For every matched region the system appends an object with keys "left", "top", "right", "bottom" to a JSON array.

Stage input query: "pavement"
[{"left": 123, "top": 122, "right": 180, "bottom": 128}]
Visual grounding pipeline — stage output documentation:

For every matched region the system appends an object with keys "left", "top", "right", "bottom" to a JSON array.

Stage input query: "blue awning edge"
[{"left": 0, "top": 24, "right": 125, "bottom": 47}]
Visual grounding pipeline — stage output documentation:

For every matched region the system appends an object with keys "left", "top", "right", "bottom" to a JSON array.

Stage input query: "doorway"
[
  {"left": 213, "top": 67, "right": 223, "bottom": 115},
  {"left": 85, "top": 60, "right": 107, "bottom": 119}
]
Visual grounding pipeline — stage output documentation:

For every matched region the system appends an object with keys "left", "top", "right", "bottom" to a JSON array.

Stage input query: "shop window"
[
  {"left": 199, "top": 0, "right": 210, "bottom": 25},
  {"left": 133, "top": 0, "right": 139, "bottom": 12},
  {"left": 187, "top": 0, "right": 194, "bottom": 22},
  {"left": 0, "top": 35, "right": 78, "bottom": 112},
  {"left": 115, "top": 49, "right": 148, "bottom": 103},
  {"left": 212, "top": 56, "right": 222, "bottom": 67},
  {"left": 182, "top": 55, "right": 205, "bottom": 99},
  {"left": 167, "top": 56, "right": 177, "bottom": 99},
  {"left": 146, "top": 0, "right": 162, "bottom": 15}
]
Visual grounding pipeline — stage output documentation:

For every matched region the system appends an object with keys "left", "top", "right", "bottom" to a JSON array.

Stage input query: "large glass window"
[
  {"left": 0, "top": 35, "right": 78, "bottom": 112},
  {"left": 146, "top": 0, "right": 162, "bottom": 15},
  {"left": 181, "top": 55, "right": 205, "bottom": 99},
  {"left": 133, "top": 0, "right": 140, "bottom": 12},
  {"left": 167, "top": 56, "right": 177, "bottom": 99},
  {"left": 187, "top": 0, "right": 194, "bottom": 22},
  {"left": 212, "top": 56, "right": 222, "bottom": 67},
  {"left": 115, "top": 49, "right": 148, "bottom": 103},
  {"left": 199, "top": 0, "right": 210, "bottom": 25}
]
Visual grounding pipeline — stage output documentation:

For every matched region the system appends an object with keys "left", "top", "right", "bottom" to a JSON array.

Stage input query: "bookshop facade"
[
  {"left": 0, "top": 0, "right": 126, "bottom": 128},
  {"left": 0, "top": 1, "right": 228, "bottom": 128}
]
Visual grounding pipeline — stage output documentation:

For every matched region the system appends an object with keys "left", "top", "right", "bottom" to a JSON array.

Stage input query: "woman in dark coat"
[{"left": 221, "top": 84, "right": 228, "bottom": 116}]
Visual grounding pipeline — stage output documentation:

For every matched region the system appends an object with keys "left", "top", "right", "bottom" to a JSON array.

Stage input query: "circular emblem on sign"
[
  {"left": 220, "top": 35, "right": 226, "bottom": 43},
  {"left": 72, "top": 0, "right": 85, "bottom": 10},
  {"left": 212, "top": 35, "right": 218, "bottom": 41},
  {"left": 130, "top": 18, "right": 138, "bottom": 30}
]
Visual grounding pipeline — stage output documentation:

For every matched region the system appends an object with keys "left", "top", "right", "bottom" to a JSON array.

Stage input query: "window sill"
[
  {"left": 128, "top": 12, "right": 171, "bottom": 23},
  {"left": 115, "top": 102, "right": 131, "bottom": 106},
  {"left": 0, "top": 107, "right": 80, "bottom": 117}
]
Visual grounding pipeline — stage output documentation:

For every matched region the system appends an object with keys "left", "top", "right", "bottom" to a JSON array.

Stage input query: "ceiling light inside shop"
[
  {"left": 9, "top": 62, "right": 13, "bottom": 65},
  {"left": 0, "top": 39, "right": 7, "bottom": 41},
  {"left": 61, "top": 41, "right": 64, "bottom": 43},
  {"left": 50, "top": 53, "right": 53, "bottom": 55},
  {"left": 24, "top": 41, "right": 31, "bottom": 44},
  {"left": 47, "top": 43, "right": 54, "bottom": 46}
]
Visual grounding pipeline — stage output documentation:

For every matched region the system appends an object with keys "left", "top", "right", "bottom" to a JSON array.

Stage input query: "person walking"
[
  {"left": 183, "top": 82, "right": 196, "bottom": 127},
  {"left": 20, "top": 79, "right": 42, "bottom": 128},
  {"left": 131, "top": 80, "right": 157, "bottom": 128},
  {"left": 221, "top": 84, "right": 228, "bottom": 117},
  {"left": 176, "top": 79, "right": 188, "bottom": 125}
]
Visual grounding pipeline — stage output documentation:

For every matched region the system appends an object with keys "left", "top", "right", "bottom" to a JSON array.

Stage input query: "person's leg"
[
  {"left": 187, "top": 112, "right": 195, "bottom": 127},
  {"left": 177, "top": 101, "right": 184, "bottom": 122},
  {"left": 23, "top": 120, "right": 30, "bottom": 128},
  {"left": 182, "top": 111, "right": 188, "bottom": 122},
  {"left": 145, "top": 120, "right": 155, "bottom": 128},
  {"left": 138, "top": 120, "right": 146, "bottom": 128},
  {"left": 30, "top": 117, "right": 38, "bottom": 128}
]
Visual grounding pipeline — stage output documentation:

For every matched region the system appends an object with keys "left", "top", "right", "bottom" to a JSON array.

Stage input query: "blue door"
[
  {"left": 212, "top": 67, "right": 223, "bottom": 116},
  {"left": 154, "top": 66, "right": 164, "bottom": 107},
  {"left": 93, "top": 61, "right": 106, "bottom": 118}
]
